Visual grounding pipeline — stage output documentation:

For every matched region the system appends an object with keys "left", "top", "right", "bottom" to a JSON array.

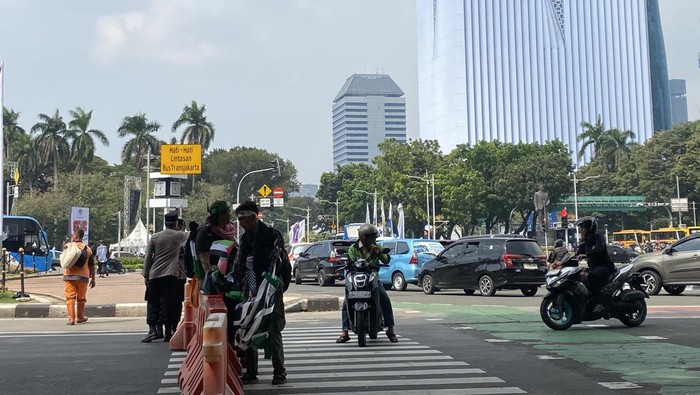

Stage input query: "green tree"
[
  {"left": 172, "top": 100, "right": 216, "bottom": 151},
  {"left": 10, "top": 133, "right": 43, "bottom": 195},
  {"left": 117, "top": 113, "right": 162, "bottom": 172},
  {"left": 600, "top": 128, "right": 636, "bottom": 171},
  {"left": 578, "top": 115, "right": 607, "bottom": 159},
  {"left": 31, "top": 110, "right": 69, "bottom": 188},
  {"left": 68, "top": 107, "right": 110, "bottom": 174},
  {"left": 3, "top": 107, "right": 26, "bottom": 160}
]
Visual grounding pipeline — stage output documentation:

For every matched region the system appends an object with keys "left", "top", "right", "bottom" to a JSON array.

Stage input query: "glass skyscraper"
[
  {"left": 417, "top": 0, "right": 671, "bottom": 162},
  {"left": 332, "top": 74, "right": 407, "bottom": 168}
]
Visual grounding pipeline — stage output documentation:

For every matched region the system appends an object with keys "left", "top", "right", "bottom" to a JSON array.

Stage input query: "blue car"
[{"left": 378, "top": 239, "right": 445, "bottom": 291}]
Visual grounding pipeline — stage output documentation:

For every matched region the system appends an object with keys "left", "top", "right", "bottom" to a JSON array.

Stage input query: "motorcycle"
[
  {"left": 343, "top": 255, "right": 389, "bottom": 347},
  {"left": 104, "top": 259, "right": 126, "bottom": 275},
  {"left": 540, "top": 254, "right": 648, "bottom": 330}
]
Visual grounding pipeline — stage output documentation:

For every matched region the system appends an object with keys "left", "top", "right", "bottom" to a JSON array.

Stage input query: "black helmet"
[
  {"left": 358, "top": 224, "right": 379, "bottom": 239},
  {"left": 554, "top": 239, "right": 564, "bottom": 248},
  {"left": 574, "top": 216, "right": 597, "bottom": 233}
]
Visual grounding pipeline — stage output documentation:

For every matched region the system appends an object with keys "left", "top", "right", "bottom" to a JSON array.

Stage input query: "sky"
[{"left": 0, "top": 0, "right": 698, "bottom": 185}]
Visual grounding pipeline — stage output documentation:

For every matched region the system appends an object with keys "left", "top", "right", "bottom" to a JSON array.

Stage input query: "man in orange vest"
[{"left": 63, "top": 228, "right": 96, "bottom": 325}]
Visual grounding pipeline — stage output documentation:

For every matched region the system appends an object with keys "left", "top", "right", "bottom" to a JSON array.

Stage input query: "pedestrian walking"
[
  {"left": 141, "top": 211, "right": 188, "bottom": 343},
  {"left": 233, "top": 200, "right": 291, "bottom": 385},
  {"left": 63, "top": 228, "right": 95, "bottom": 325},
  {"left": 96, "top": 240, "right": 109, "bottom": 278}
]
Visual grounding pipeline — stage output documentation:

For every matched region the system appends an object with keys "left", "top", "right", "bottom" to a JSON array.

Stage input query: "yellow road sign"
[
  {"left": 258, "top": 184, "right": 272, "bottom": 197},
  {"left": 160, "top": 144, "right": 202, "bottom": 174},
  {"left": 13, "top": 168, "right": 20, "bottom": 184}
]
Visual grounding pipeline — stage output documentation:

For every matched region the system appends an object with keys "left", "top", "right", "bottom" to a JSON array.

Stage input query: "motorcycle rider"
[
  {"left": 574, "top": 216, "right": 615, "bottom": 312},
  {"left": 336, "top": 224, "right": 399, "bottom": 343},
  {"left": 547, "top": 239, "right": 568, "bottom": 270}
]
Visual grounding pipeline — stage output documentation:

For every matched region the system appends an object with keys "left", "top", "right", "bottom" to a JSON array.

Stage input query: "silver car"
[{"left": 631, "top": 234, "right": 700, "bottom": 295}]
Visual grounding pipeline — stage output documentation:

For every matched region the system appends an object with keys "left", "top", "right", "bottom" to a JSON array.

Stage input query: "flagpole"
[{"left": 373, "top": 188, "right": 377, "bottom": 227}]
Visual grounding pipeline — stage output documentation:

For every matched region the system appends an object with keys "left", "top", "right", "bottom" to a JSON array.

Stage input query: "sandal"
[
  {"left": 335, "top": 333, "right": 350, "bottom": 343},
  {"left": 77, "top": 318, "right": 88, "bottom": 324}
]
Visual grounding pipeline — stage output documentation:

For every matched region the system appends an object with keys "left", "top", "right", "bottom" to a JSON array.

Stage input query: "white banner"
[{"left": 70, "top": 207, "right": 90, "bottom": 243}]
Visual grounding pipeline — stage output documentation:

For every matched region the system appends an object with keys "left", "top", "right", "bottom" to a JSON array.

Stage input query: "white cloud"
[{"left": 91, "top": 0, "right": 226, "bottom": 67}]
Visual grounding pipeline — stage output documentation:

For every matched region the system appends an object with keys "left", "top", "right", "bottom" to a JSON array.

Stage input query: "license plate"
[
  {"left": 524, "top": 263, "right": 538, "bottom": 270},
  {"left": 348, "top": 291, "right": 371, "bottom": 299}
]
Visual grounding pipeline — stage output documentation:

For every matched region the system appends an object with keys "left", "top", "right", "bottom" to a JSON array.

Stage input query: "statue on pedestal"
[{"left": 533, "top": 184, "right": 550, "bottom": 231}]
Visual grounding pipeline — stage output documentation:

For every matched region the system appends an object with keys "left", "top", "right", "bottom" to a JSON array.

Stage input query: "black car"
[
  {"left": 293, "top": 240, "right": 354, "bottom": 286},
  {"left": 607, "top": 244, "right": 638, "bottom": 265},
  {"left": 418, "top": 235, "right": 547, "bottom": 296}
]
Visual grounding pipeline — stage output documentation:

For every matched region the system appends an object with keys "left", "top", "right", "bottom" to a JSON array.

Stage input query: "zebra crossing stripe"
[
  {"left": 254, "top": 368, "right": 486, "bottom": 380},
  {"left": 282, "top": 355, "right": 455, "bottom": 365},
  {"left": 262, "top": 389, "right": 526, "bottom": 395},
  {"left": 284, "top": 345, "right": 429, "bottom": 353},
  {"left": 257, "top": 360, "right": 470, "bottom": 372},
  {"left": 283, "top": 349, "right": 443, "bottom": 358},
  {"left": 243, "top": 377, "right": 505, "bottom": 392}
]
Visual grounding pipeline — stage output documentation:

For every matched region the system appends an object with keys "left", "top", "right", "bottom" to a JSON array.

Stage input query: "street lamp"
[
  {"left": 289, "top": 206, "right": 311, "bottom": 242},
  {"left": 317, "top": 198, "right": 340, "bottom": 234},
  {"left": 572, "top": 173, "right": 601, "bottom": 242},
  {"left": 405, "top": 174, "right": 436, "bottom": 239},
  {"left": 142, "top": 150, "right": 156, "bottom": 243},
  {"left": 353, "top": 189, "right": 378, "bottom": 226}
]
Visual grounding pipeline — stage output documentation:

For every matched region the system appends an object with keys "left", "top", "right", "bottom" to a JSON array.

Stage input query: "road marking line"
[
  {"left": 484, "top": 339, "right": 511, "bottom": 343},
  {"left": 452, "top": 326, "right": 474, "bottom": 330},
  {"left": 285, "top": 345, "right": 429, "bottom": 353},
  {"left": 599, "top": 382, "right": 642, "bottom": 389},
  {"left": 404, "top": 310, "right": 422, "bottom": 313},
  {"left": 243, "top": 377, "right": 505, "bottom": 391},
  {"left": 167, "top": 364, "right": 181, "bottom": 369},
  {"left": 426, "top": 318, "right": 444, "bottom": 321},
  {"left": 169, "top": 357, "right": 185, "bottom": 362},
  {"left": 282, "top": 355, "right": 455, "bottom": 365},
  {"left": 163, "top": 370, "right": 178, "bottom": 376},
  {"left": 585, "top": 324, "right": 608, "bottom": 328},
  {"left": 430, "top": 303, "right": 454, "bottom": 306},
  {"left": 157, "top": 388, "right": 181, "bottom": 394},
  {"left": 537, "top": 355, "right": 565, "bottom": 360},
  {"left": 248, "top": 389, "right": 526, "bottom": 395},
  {"left": 161, "top": 378, "right": 178, "bottom": 384},
  {"left": 640, "top": 336, "right": 668, "bottom": 340},
  {"left": 171, "top": 351, "right": 187, "bottom": 356},
  {"left": 260, "top": 368, "right": 486, "bottom": 380},
  {"left": 257, "top": 361, "right": 470, "bottom": 372}
]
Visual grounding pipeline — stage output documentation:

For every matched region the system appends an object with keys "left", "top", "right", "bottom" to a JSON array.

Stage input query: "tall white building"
[
  {"left": 332, "top": 74, "right": 407, "bottom": 168},
  {"left": 417, "top": 0, "right": 670, "bottom": 161}
]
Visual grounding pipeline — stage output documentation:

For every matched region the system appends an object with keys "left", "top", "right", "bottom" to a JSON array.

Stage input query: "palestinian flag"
[{"left": 211, "top": 239, "right": 236, "bottom": 273}]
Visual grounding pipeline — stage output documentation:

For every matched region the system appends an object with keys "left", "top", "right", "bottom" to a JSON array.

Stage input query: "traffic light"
[
  {"left": 270, "top": 158, "right": 282, "bottom": 176},
  {"left": 561, "top": 208, "right": 569, "bottom": 228}
]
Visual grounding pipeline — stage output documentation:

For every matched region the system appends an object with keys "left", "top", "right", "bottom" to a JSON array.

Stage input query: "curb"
[{"left": 0, "top": 296, "right": 344, "bottom": 318}]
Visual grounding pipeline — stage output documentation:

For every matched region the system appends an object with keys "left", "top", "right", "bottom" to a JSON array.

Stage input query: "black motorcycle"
[
  {"left": 104, "top": 259, "right": 126, "bottom": 275},
  {"left": 343, "top": 257, "right": 388, "bottom": 347},
  {"left": 540, "top": 254, "right": 648, "bottom": 330}
]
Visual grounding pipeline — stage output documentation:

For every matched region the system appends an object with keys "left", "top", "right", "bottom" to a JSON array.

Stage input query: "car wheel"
[
  {"left": 294, "top": 268, "right": 302, "bottom": 284},
  {"left": 478, "top": 275, "right": 497, "bottom": 296},
  {"left": 463, "top": 289, "right": 475, "bottom": 296},
  {"left": 392, "top": 273, "right": 407, "bottom": 291},
  {"left": 663, "top": 285, "right": 686, "bottom": 295},
  {"left": 521, "top": 286, "right": 538, "bottom": 297},
  {"left": 421, "top": 274, "right": 436, "bottom": 295},
  {"left": 318, "top": 269, "right": 330, "bottom": 286},
  {"left": 640, "top": 270, "right": 662, "bottom": 295}
]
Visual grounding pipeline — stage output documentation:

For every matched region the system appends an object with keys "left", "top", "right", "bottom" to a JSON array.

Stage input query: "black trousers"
[{"left": 146, "top": 276, "right": 179, "bottom": 328}]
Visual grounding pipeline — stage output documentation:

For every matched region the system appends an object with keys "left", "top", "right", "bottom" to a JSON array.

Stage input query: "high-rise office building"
[
  {"left": 332, "top": 74, "right": 407, "bottom": 168},
  {"left": 669, "top": 79, "right": 689, "bottom": 126},
  {"left": 417, "top": 0, "right": 671, "bottom": 162}
]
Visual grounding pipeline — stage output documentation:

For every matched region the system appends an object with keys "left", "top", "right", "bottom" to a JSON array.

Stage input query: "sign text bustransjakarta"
[{"left": 161, "top": 144, "right": 202, "bottom": 174}]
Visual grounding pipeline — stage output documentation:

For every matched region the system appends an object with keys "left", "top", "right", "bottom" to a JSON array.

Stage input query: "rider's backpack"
[{"left": 60, "top": 243, "right": 86, "bottom": 269}]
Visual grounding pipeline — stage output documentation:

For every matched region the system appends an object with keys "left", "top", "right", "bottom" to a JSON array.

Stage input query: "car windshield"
[
  {"left": 413, "top": 241, "right": 444, "bottom": 255},
  {"left": 505, "top": 240, "right": 544, "bottom": 256}
]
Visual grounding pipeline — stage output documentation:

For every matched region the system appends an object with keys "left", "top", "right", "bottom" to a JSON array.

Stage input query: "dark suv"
[
  {"left": 417, "top": 235, "right": 547, "bottom": 296},
  {"left": 293, "top": 240, "right": 354, "bottom": 286}
]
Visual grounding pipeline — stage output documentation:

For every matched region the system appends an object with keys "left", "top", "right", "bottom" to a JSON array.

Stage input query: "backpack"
[{"left": 60, "top": 243, "right": 85, "bottom": 269}]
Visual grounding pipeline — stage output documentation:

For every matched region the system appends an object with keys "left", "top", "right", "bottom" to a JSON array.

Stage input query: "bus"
[
  {"left": 1, "top": 215, "right": 51, "bottom": 271},
  {"left": 649, "top": 227, "right": 685, "bottom": 244},
  {"left": 685, "top": 226, "right": 700, "bottom": 236},
  {"left": 611, "top": 229, "right": 649, "bottom": 248}
]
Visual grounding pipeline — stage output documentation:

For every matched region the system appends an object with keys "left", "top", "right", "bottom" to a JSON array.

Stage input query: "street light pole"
[
  {"left": 431, "top": 174, "right": 436, "bottom": 239},
  {"left": 405, "top": 174, "right": 435, "bottom": 238},
  {"left": 572, "top": 173, "right": 601, "bottom": 243},
  {"left": 235, "top": 166, "right": 275, "bottom": 238},
  {"left": 318, "top": 198, "right": 340, "bottom": 233}
]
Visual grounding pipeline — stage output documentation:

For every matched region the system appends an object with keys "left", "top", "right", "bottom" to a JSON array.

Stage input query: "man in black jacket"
[
  {"left": 575, "top": 216, "right": 615, "bottom": 298},
  {"left": 234, "top": 200, "right": 291, "bottom": 386}
]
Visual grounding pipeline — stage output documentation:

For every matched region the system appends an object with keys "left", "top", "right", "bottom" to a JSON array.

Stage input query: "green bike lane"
[{"left": 395, "top": 301, "right": 700, "bottom": 395}]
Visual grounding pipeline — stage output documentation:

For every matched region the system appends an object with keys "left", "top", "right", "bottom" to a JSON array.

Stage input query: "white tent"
[{"left": 115, "top": 219, "right": 149, "bottom": 255}]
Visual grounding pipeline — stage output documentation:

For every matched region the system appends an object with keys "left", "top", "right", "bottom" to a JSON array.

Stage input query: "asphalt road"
[{"left": 2, "top": 283, "right": 700, "bottom": 394}]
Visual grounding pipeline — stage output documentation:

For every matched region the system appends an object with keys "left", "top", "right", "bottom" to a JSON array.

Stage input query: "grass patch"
[{"left": 0, "top": 289, "right": 17, "bottom": 303}]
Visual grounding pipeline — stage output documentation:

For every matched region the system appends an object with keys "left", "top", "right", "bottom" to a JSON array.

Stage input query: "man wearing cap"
[
  {"left": 234, "top": 200, "right": 292, "bottom": 385},
  {"left": 141, "top": 211, "right": 188, "bottom": 343}
]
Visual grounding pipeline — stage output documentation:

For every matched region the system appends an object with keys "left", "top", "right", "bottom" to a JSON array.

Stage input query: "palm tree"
[
  {"left": 602, "top": 128, "right": 636, "bottom": 171},
  {"left": 3, "top": 107, "right": 26, "bottom": 160},
  {"left": 68, "top": 107, "right": 110, "bottom": 174},
  {"left": 10, "top": 133, "right": 42, "bottom": 195},
  {"left": 117, "top": 113, "right": 162, "bottom": 171},
  {"left": 577, "top": 115, "right": 607, "bottom": 159},
  {"left": 31, "top": 110, "right": 69, "bottom": 188},
  {"left": 172, "top": 100, "right": 216, "bottom": 151}
]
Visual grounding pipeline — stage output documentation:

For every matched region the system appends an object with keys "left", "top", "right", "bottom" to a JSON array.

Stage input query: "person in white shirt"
[{"left": 96, "top": 241, "right": 109, "bottom": 278}]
